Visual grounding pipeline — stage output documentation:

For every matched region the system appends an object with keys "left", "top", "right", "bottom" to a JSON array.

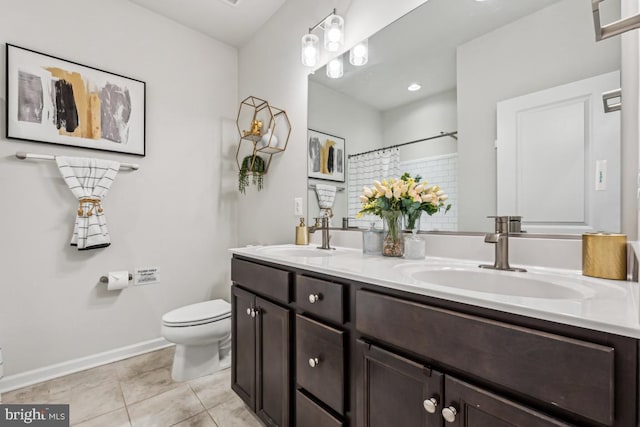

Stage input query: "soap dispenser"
[{"left": 295, "top": 217, "right": 309, "bottom": 245}]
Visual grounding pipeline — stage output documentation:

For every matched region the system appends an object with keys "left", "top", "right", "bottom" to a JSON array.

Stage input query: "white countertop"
[{"left": 230, "top": 244, "right": 640, "bottom": 339}]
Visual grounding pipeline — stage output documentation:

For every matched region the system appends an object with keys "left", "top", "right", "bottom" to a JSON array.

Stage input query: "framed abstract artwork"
[
  {"left": 307, "top": 129, "right": 345, "bottom": 182},
  {"left": 6, "top": 44, "right": 146, "bottom": 156}
]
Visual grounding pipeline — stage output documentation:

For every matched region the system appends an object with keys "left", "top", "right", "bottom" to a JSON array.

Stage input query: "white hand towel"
[
  {"left": 315, "top": 183, "right": 337, "bottom": 209},
  {"left": 56, "top": 156, "right": 120, "bottom": 250}
]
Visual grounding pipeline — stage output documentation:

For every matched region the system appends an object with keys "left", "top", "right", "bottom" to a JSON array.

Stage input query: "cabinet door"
[
  {"left": 357, "top": 341, "right": 443, "bottom": 427},
  {"left": 231, "top": 285, "right": 256, "bottom": 410},
  {"left": 256, "top": 296, "right": 291, "bottom": 427},
  {"left": 442, "top": 376, "right": 572, "bottom": 427}
]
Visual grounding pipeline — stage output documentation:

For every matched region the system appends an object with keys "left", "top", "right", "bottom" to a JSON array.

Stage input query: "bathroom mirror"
[{"left": 307, "top": 0, "right": 624, "bottom": 234}]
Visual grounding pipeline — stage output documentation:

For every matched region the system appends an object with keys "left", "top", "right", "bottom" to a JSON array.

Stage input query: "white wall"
[
  {"left": 456, "top": 0, "right": 622, "bottom": 232},
  {"left": 307, "top": 80, "right": 383, "bottom": 222},
  {"left": 622, "top": 0, "right": 640, "bottom": 240},
  {"left": 0, "top": 0, "right": 238, "bottom": 377},
  {"left": 237, "top": 0, "right": 429, "bottom": 245},
  {"left": 382, "top": 89, "right": 457, "bottom": 162}
]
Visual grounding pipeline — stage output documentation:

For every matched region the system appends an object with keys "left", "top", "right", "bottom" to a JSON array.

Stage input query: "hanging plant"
[{"left": 238, "top": 154, "right": 266, "bottom": 194}]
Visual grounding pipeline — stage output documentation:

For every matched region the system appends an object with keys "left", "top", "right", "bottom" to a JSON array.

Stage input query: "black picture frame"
[
  {"left": 307, "top": 128, "right": 345, "bottom": 183},
  {"left": 6, "top": 44, "right": 146, "bottom": 156}
]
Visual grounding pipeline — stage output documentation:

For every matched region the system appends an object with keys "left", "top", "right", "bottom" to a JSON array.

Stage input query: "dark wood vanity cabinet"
[
  {"left": 356, "top": 341, "right": 571, "bottom": 427},
  {"left": 231, "top": 255, "right": 639, "bottom": 427},
  {"left": 231, "top": 260, "right": 293, "bottom": 427},
  {"left": 357, "top": 341, "right": 443, "bottom": 427}
]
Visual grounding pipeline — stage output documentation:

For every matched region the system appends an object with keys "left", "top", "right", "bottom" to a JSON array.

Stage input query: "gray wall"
[
  {"left": 382, "top": 89, "right": 458, "bottom": 162},
  {"left": 0, "top": 0, "right": 238, "bottom": 376},
  {"left": 456, "top": 0, "right": 621, "bottom": 231},
  {"left": 307, "top": 80, "right": 383, "bottom": 221},
  {"left": 237, "top": 0, "right": 429, "bottom": 245}
]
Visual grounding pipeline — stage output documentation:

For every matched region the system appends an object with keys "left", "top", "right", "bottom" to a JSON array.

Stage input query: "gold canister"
[
  {"left": 295, "top": 217, "right": 309, "bottom": 245},
  {"left": 582, "top": 233, "right": 627, "bottom": 280}
]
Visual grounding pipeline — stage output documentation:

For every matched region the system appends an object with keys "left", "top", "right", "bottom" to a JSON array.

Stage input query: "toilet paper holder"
[{"left": 99, "top": 273, "right": 133, "bottom": 283}]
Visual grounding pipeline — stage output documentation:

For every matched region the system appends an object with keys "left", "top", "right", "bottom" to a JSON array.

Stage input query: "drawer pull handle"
[
  {"left": 308, "top": 357, "right": 320, "bottom": 368},
  {"left": 442, "top": 406, "right": 457, "bottom": 423},
  {"left": 423, "top": 397, "right": 438, "bottom": 414},
  {"left": 308, "top": 293, "right": 321, "bottom": 304}
]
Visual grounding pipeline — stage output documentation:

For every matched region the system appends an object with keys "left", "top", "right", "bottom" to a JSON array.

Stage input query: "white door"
[{"left": 496, "top": 71, "right": 620, "bottom": 234}]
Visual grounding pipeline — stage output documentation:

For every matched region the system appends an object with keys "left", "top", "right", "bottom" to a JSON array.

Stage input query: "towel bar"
[
  {"left": 593, "top": 0, "right": 640, "bottom": 41},
  {"left": 308, "top": 184, "right": 345, "bottom": 192},
  {"left": 16, "top": 151, "right": 140, "bottom": 171}
]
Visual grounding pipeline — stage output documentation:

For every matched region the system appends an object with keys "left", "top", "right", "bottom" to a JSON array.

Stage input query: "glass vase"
[
  {"left": 381, "top": 211, "right": 403, "bottom": 257},
  {"left": 403, "top": 211, "right": 425, "bottom": 259},
  {"left": 403, "top": 211, "right": 422, "bottom": 232}
]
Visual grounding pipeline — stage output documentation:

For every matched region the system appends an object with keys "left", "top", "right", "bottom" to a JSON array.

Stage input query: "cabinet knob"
[
  {"left": 423, "top": 397, "right": 438, "bottom": 414},
  {"left": 250, "top": 308, "right": 258, "bottom": 318},
  {"left": 308, "top": 357, "right": 320, "bottom": 368},
  {"left": 246, "top": 308, "right": 252, "bottom": 316},
  {"left": 442, "top": 406, "right": 457, "bottom": 423},
  {"left": 308, "top": 293, "right": 321, "bottom": 304}
]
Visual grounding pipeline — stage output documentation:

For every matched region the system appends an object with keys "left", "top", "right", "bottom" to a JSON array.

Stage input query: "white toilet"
[{"left": 161, "top": 299, "right": 232, "bottom": 381}]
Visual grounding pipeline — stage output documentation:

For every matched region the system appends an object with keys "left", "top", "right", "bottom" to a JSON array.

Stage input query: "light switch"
[{"left": 595, "top": 160, "right": 607, "bottom": 191}]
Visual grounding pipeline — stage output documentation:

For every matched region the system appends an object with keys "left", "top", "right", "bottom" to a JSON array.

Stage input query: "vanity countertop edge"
[{"left": 229, "top": 244, "right": 640, "bottom": 339}]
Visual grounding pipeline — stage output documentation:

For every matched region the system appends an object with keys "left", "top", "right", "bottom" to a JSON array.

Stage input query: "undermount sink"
[
  {"left": 255, "top": 245, "right": 349, "bottom": 258},
  {"left": 395, "top": 265, "right": 595, "bottom": 299}
]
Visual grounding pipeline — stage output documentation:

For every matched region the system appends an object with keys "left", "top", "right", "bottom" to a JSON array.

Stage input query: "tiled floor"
[{"left": 1, "top": 347, "right": 264, "bottom": 427}]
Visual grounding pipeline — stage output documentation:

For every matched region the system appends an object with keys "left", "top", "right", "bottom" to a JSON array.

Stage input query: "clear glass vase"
[
  {"left": 403, "top": 211, "right": 425, "bottom": 259},
  {"left": 403, "top": 211, "right": 422, "bottom": 232},
  {"left": 381, "top": 210, "right": 404, "bottom": 257},
  {"left": 362, "top": 222, "right": 383, "bottom": 255}
]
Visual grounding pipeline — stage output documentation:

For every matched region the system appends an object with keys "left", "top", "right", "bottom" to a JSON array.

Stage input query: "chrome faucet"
[
  {"left": 479, "top": 216, "right": 526, "bottom": 272},
  {"left": 309, "top": 216, "right": 333, "bottom": 250}
]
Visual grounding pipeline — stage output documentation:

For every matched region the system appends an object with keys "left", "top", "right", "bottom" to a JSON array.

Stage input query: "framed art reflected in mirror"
[{"left": 307, "top": 129, "right": 345, "bottom": 182}]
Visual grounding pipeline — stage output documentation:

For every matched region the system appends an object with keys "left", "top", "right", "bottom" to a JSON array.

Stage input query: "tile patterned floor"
[{"left": 1, "top": 347, "right": 264, "bottom": 427}]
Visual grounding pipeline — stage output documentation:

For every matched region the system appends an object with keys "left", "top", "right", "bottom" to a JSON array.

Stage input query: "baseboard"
[{"left": 0, "top": 338, "right": 173, "bottom": 394}]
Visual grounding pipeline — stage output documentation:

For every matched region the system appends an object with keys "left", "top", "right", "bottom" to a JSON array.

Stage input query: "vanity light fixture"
[
  {"left": 301, "top": 9, "right": 345, "bottom": 67},
  {"left": 349, "top": 39, "right": 368, "bottom": 66},
  {"left": 408, "top": 83, "right": 422, "bottom": 91},
  {"left": 301, "top": 34, "right": 320, "bottom": 67},
  {"left": 327, "top": 56, "right": 344, "bottom": 79}
]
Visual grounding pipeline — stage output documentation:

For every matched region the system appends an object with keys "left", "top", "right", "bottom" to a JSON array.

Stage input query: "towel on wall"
[
  {"left": 56, "top": 156, "right": 120, "bottom": 250},
  {"left": 315, "top": 183, "right": 337, "bottom": 217}
]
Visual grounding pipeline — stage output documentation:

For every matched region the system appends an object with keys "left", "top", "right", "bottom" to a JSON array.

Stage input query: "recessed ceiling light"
[{"left": 408, "top": 83, "right": 421, "bottom": 92}]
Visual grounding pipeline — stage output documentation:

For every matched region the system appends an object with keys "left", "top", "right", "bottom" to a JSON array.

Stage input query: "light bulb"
[
  {"left": 327, "top": 56, "right": 343, "bottom": 79},
  {"left": 349, "top": 39, "right": 368, "bottom": 66},
  {"left": 408, "top": 83, "right": 422, "bottom": 92},
  {"left": 301, "top": 33, "right": 319, "bottom": 67},
  {"left": 324, "top": 14, "right": 344, "bottom": 52}
]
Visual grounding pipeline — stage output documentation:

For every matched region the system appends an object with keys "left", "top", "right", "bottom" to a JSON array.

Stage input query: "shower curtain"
[{"left": 347, "top": 148, "right": 400, "bottom": 228}]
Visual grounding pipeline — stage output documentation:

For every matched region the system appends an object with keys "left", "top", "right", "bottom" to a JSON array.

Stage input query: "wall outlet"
[
  {"left": 134, "top": 267, "right": 160, "bottom": 285},
  {"left": 294, "top": 197, "right": 303, "bottom": 216}
]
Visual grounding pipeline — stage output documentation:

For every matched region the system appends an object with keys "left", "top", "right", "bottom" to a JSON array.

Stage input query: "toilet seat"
[{"left": 162, "top": 300, "right": 231, "bottom": 327}]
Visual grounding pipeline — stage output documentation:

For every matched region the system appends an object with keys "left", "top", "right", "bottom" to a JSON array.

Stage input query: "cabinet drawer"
[
  {"left": 355, "top": 290, "right": 615, "bottom": 426},
  {"left": 296, "top": 314, "right": 345, "bottom": 415},
  {"left": 296, "top": 390, "right": 343, "bottom": 427},
  {"left": 231, "top": 258, "right": 292, "bottom": 303},
  {"left": 296, "top": 275, "right": 345, "bottom": 324}
]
